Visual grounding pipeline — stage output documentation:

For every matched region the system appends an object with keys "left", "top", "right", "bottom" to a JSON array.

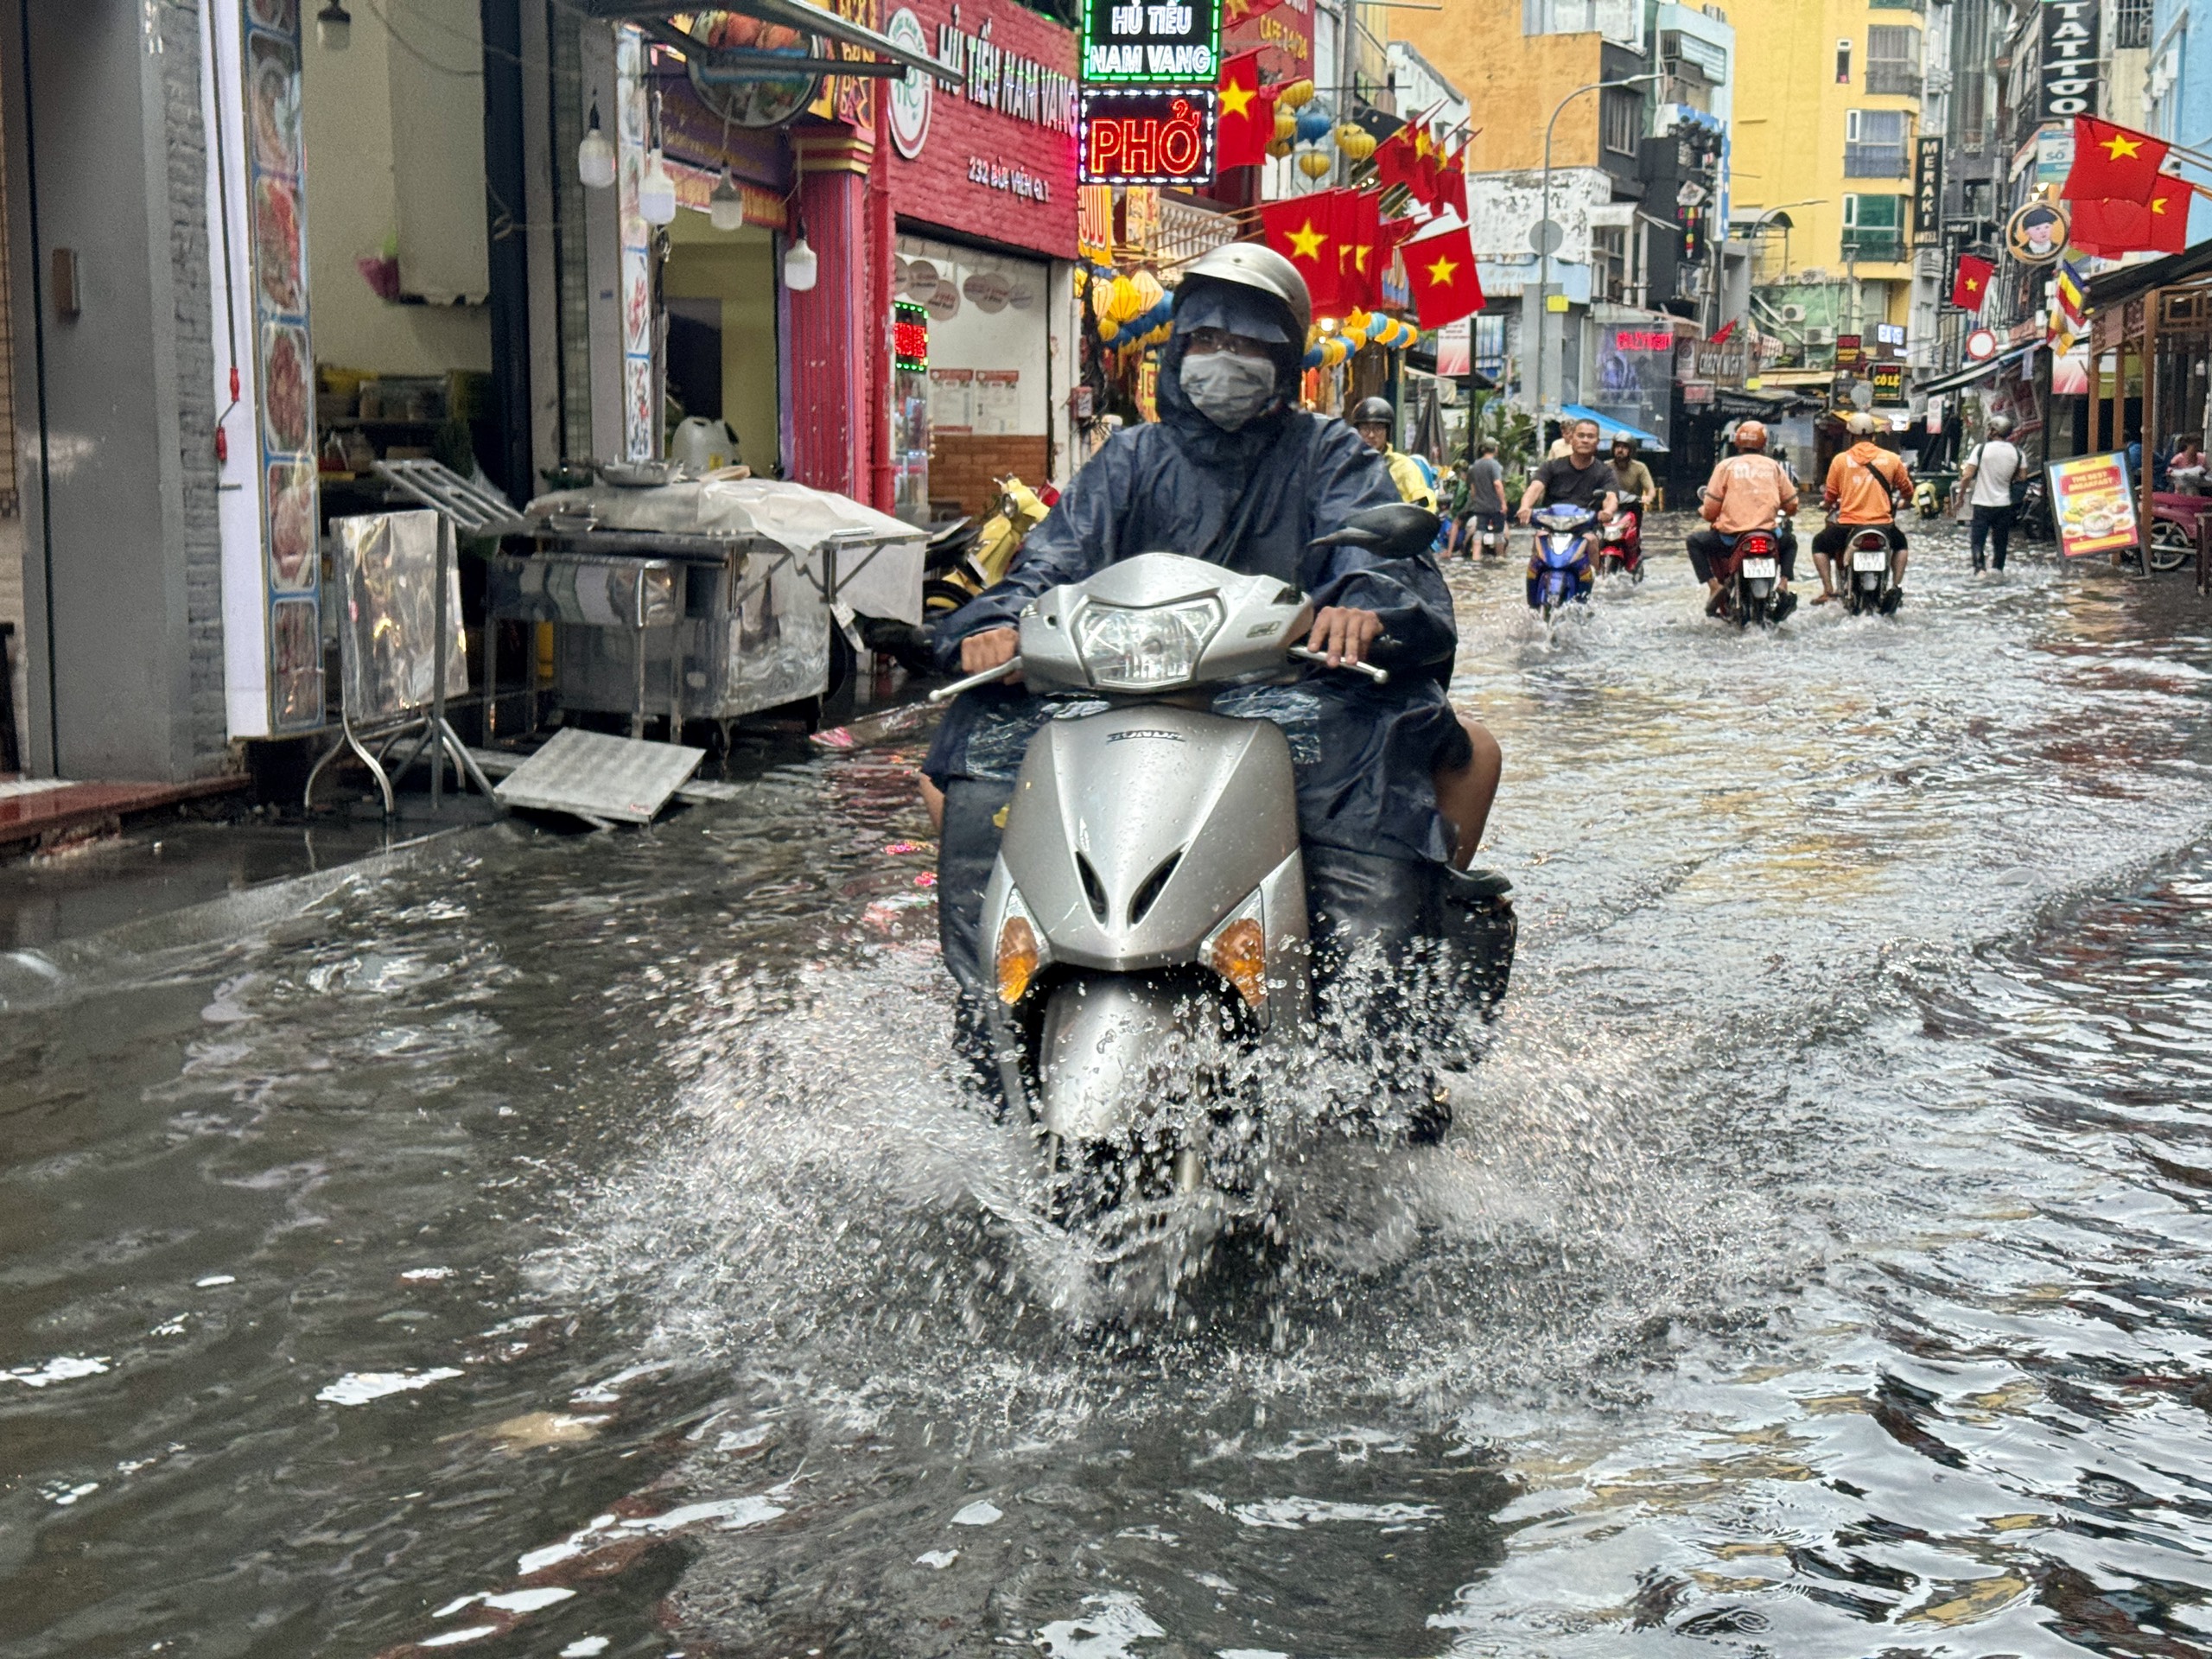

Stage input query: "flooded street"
[{"left": 8, "top": 518, "right": 2212, "bottom": 1658}]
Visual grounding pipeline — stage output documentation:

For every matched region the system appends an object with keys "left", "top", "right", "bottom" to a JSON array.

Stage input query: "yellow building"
[
  {"left": 1730, "top": 0, "right": 1924, "bottom": 344},
  {"left": 1391, "top": 0, "right": 1648, "bottom": 176}
]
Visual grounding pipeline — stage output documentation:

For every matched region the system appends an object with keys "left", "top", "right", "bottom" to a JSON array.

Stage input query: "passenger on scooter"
[
  {"left": 1352, "top": 396, "right": 1439, "bottom": 513},
  {"left": 922, "top": 245, "right": 1503, "bottom": 1034},
  {"left": 1685, "top": 421, "right": 1800, "bottom": 620},
  {"left": 1812, "top": 411, "right": 1912, "bottom": 604}
]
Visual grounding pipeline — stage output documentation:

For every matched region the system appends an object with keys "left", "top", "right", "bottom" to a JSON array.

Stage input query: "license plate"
[
  {"left": 1742, "top": 557, "right": 1778, "bottom": 579},
  {"left": 1853, "top": 548, "right": 1890, "bottom": 571}
]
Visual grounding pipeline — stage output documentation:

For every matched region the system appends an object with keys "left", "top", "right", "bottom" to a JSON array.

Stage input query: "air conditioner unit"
[
  {"left": 1779, "top": 303, "right": 1807, "bottom": 323},
  {"left": 1803, "top": 325, "right": 1835, "bottom": 346}
]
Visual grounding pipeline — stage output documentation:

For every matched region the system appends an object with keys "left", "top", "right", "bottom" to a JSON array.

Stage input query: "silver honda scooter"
[{"left": 929, "top": 537, "right": 1503, "bottom": 1221}]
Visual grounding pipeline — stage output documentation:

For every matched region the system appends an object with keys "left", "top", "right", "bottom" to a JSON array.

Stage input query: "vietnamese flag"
[
  {"left": 1259, "top": 194, "right": 1344, "bottom": 312},
  {"left": 1372, "top": 124, "right": 1414, "bottom": 192},
  {"left": 1215, "top": 50, "right": 1274, "bottom": 171},
  {"left": 1334, "top": 189, "right": 1383, "bottom": 310},
  {"left": 2064, "top": 117, "right": 2171, "bottom": 204},
  {"left": 1406, "top": 128, "right": 1440, "bottom": 208},
  {"left": 1951, "top": 252, "right": 1993, "bottom": 312},
  {"left": 1402, "top": 219, "right": 1484, "bottom": 329},
  {"left": 1434, "top": 143, "right": 1468, "bottom": 221},
  {"left": 2071, "top": 176, "right": 2192, "bottom": 256},
  {"left": 1222, "top": 0, "right": 1286, "bottom": 24}
]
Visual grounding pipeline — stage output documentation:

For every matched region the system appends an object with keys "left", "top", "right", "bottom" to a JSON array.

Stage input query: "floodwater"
[{"left": 7, "top": 519, "right": 2212, "bottom": 1658}]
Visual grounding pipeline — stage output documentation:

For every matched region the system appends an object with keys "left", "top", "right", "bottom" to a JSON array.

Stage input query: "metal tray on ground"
[{"left": 492, "top": 727, "right": 705, "bottom": 825}]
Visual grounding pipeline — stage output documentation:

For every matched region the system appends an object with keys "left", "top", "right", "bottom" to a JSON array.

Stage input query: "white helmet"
[{"left": 1847, "top": 411, "right": 1880, "bottom": 437}]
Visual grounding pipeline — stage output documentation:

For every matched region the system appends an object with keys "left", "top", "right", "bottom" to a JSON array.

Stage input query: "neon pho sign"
[{"left": 1079, "top": 88, "right": 1215, "bottom": 184}]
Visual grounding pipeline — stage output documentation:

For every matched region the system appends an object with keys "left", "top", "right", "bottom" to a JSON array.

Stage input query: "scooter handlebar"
[
  {"left": 926, "top": 657, "right": 1025, "bottom": 703},
  {"left": 1289, "top": 645, "right": 1390, "bottom": 684}
]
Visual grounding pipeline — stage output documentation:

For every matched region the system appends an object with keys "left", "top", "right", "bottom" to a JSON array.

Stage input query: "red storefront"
[{"left": 880, "top": 0, "right": 1081, "bottom": 519}]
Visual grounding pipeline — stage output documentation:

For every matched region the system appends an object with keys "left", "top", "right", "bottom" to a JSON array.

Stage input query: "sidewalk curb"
[{"left": 0, "top": 823, "right": 491, "bottom": 1015}]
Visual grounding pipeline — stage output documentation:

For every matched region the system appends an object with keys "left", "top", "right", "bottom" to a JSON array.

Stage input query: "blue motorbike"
[{"left": 1525, "top": 504, "right": 1598, "bottom": 617}]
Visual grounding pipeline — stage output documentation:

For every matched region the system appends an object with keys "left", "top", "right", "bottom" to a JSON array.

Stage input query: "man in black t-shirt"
[{"left": 1517, "top": 418, "right": 1619, "bottom": 523}]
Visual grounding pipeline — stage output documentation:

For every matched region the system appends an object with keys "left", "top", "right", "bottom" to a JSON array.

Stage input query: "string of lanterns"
[{"left": 1300, "top": 308, "right": 1418, "bottom": 370}]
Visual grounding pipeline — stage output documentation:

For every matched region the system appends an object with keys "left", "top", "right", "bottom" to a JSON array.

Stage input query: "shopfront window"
[{"left": 897, "top": 234, "right": 1057, "bottom": 524}]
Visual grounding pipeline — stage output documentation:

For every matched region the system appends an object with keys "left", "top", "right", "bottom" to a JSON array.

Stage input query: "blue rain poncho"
[{"left": 922, "top": 280, "right": 1468, "bottom": 867}]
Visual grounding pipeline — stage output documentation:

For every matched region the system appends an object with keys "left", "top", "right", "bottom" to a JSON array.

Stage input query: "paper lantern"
[
  {"left": 1297, "top": 149, "right": 1333, "bottom": 179},
  {"left": 1365, "top": 314, "right": 1389, "bottom": 341},
  {"left": 1301, "top": 346, "right": 1323, "bottom": 369},
  {"left": 1341, "top": 308, "right": 1370, "bottom": 336},
  {"left": 1320, "top": 336, "right": 1350, "bottom": 367},
  {"left": 1267, "top": 137, "right": 1294, "bottom": 159},
  {"left": 1281, "top": 79, "right": 1313, "bottom": 108},
  {"left": 1336, "top": 124, "right": 1376, "bottom": 162},
  {"left": 1294, "top": 105, "right": 1333, "bottom": 143},
  {"left": 1099, "top": 316, "right": 1121, "bottom": 342},
  {"left": 1274, "top": 108, "right": 1297, "bottom": 143}
]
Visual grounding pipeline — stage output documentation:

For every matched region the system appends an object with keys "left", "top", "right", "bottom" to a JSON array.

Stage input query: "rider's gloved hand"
[{"left": 1307, "top": 606, "right": 1383, "bottom": 669}]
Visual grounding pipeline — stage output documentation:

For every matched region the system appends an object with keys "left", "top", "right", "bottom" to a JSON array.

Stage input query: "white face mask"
[{"left": 1179, "top": 351, "right": 1278, "bottom": 431}]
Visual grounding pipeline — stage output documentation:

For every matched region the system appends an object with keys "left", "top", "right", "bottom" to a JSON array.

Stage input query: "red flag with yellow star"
[
  {"left": 1402, "top": 219, "right": 1483, "bottom": 329},
  {"left": 1221, "top": 0, "right": 1287, "bottom": 26},
  {"left": 1214, "top": 50, "right": 1274, "bottom": 171},
  {"left": 2063, "top": 117, "right": 2171, "bottom": 204},
  {"left": 2070, "top": 175, "right": 2192, "bottom": 256},
  {"left": 1259, "top": 194, "right": 1344, "bottom": 311},
  {"left": 1334, "top": 188, "right": 1383, "bottom": 311},
  {"left": 1950, "top": 253, "right": 1993, "bottom": 312}
]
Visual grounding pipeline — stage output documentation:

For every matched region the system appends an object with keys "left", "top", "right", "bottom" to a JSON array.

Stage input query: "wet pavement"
[{"left": 6, "top": 516, "right": 2212, "bottom": 1658}]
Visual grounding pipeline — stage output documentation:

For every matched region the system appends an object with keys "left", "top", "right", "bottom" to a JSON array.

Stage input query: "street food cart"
[{"left": 494, "top": 474, "right": 926, "bottom": 740}]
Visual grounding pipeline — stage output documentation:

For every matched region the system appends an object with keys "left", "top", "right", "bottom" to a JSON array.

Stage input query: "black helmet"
[{"left": 1352, "top": 397, "right": 1395, "bottom": 425}]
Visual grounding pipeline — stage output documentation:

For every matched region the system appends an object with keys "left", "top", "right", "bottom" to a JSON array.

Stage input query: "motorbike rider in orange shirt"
[{"left": 1813, "top": 411, "right": 1914, "bottom": 604}]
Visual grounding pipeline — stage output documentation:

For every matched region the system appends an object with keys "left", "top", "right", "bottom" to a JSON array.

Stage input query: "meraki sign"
[{"left": 1081, "top": 0, "right": 1220, "bottom": 83}]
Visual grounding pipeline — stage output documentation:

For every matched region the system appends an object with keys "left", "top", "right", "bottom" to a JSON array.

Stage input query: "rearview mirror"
[{"left": 1310, "top": 503, "right": 1440, "bottom": 559}]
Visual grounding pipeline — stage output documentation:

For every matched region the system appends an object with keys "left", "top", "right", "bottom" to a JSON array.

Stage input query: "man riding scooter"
[
  {"left": 1814, "top": 411, "right": 1913, "bottom": 606},
  {"left": 1686, "top": 421, "right": 1801, "bottom": 620},
  {"left": 923, "top": 245, "right": 1506, "bottom": 1136}
]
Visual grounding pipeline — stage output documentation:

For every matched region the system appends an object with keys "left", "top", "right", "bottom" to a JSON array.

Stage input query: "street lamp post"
[{"left": 1535, "top": 72, "right": 1661, "bottom": 449}]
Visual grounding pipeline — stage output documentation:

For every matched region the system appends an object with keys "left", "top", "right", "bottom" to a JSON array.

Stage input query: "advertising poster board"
[
  {"left": 239, "top": 0, "right": 323, "bottom": 734},
  {"left": 2047, "top": 451, "right": 2139, "bottom": 559}
]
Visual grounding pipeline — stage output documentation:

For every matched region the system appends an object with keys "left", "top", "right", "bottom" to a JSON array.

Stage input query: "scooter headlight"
[
  {"left": 1072, "top": 596, "right": 1224, "bottom": 690},
  {"left": 995, "top": 889, "right": 1048, "bottom": 1005}
]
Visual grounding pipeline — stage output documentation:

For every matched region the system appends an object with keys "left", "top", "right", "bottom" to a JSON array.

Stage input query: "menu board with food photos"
[
  {"left": 244, "top": 0, "right": 323, "bottom": 730},
  {"left": 2048, "top": 452, "right": 2140, "bottom": 561}
]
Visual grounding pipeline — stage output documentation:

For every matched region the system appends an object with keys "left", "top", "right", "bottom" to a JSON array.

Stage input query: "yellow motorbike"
[{"left": 924, "top": 476, "right": 1055, "bottom": 617}]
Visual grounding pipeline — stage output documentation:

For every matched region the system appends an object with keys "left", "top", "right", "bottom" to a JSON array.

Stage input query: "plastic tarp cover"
[{"left": 524, "top": 478, "right": 926, "bottom": 623}]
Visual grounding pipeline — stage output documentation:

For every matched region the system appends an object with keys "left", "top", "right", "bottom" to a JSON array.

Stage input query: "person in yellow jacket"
[{"left": 1351, "top": 397, "right": 1438, "bottom": 512}]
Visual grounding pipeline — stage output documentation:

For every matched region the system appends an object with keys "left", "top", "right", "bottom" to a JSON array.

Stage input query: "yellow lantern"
[
  {"left": 1297, "top": 149, "right": 1333, "bottom": 179},
  {"left": 1281, "top": 78, "right": 1313, "bottom": 108},
  {"left": 1274, "top": 108, "right": 1297, "bottom": 143},
  {"left": 1099, "top": 316, "right": 1122, "bottom": 342},
  {"left": 1267, "top": 137, "right": 1294, "bottom": 159},
  {"left": 1131, "top": 267, "right": 1165, "bottom": 314},
  {"left": 1341, "top": 308, "right": 1370, "bottom": 336},
  {"left": 1335, "top": 124, "right": 1376, "bottom": 162},
  {"left": 1321, "top": 336, "right": 1350, "bottom": 368}
]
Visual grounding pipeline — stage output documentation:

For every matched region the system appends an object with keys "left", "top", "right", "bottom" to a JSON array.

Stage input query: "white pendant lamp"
[
  {"left": 639, "top": 149, "right": 677, "bottom": 226},
  {"left": 709, "top": 168, "right": 744, "bottom": 232},
  {"left": 577, "top": 99, "right": 615, "bottom": 189},
  {"left": 784, "top": 222, "right": 818, "bottom": 292},
  {"left": 315, "top": 1, "right": 352, "bottom": 51}
]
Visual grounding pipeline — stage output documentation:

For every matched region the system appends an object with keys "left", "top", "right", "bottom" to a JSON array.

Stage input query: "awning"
[
  {"left": 585, "top": 0, "right": 962, "bottom": 84},
  {"left": 1558, "top": 404, "right": 1666, "bottom": 450},
  {"left": 2082, "top": 239, "right": 2212, "bottom": 314},
  {"left": 1917, "top": 343, "right": 2037, "bottom": 397}
]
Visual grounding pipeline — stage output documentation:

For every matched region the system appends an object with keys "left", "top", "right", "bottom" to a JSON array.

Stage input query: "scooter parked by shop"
[{"left": 923, "top": 477, "right": 1055, "bottom": 618}]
